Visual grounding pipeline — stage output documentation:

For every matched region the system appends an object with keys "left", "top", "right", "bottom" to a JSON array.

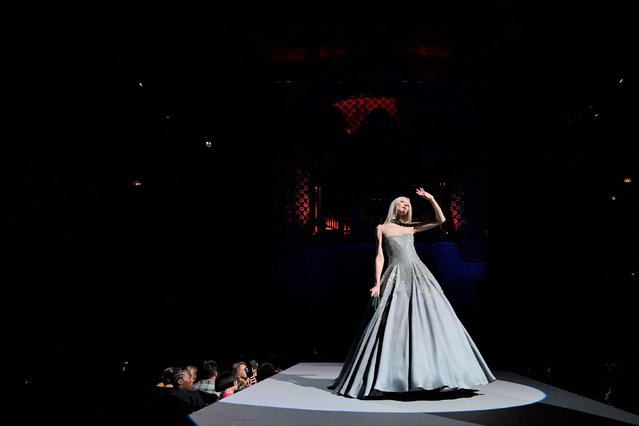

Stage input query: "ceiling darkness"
[{"left": 7, "top": 5, "right": 638, "bottom": 380}]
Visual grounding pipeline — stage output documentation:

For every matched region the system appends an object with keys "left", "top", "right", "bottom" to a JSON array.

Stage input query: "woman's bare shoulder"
[{"left": 375, "top": 224, "right": 387, "bottom": 237}]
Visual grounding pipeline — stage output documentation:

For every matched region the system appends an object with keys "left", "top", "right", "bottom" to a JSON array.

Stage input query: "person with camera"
[{"left": 232, "top": 361, "right": 257, "bottom": 391}]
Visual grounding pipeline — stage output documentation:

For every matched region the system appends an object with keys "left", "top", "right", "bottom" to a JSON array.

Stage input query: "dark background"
[{"left": 8, "top": 3, "right": 638, "bottom": 422}]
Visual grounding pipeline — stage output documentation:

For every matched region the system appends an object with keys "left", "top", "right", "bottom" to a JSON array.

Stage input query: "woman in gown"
[{"left": 328, "top": 187, "right": 495, "bottom": 399}]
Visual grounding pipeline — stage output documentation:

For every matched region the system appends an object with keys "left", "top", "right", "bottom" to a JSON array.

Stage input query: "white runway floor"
[
  {"left": 190, "top": 362, "right": 639, "bottom": 426},
  {"left": 216, "top": 362, "right": 544, "bottom": 413}
]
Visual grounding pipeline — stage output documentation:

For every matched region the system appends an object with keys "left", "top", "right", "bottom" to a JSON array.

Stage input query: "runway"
[{"left": 190, "top": 362, "right": 639, "bottom": 425}]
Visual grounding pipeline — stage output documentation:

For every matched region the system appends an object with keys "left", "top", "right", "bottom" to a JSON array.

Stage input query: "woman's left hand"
[
  {"left": 370, "top": 284, "right": 380, "bottom": 298},
  {"left": 416, "top": 187, "right": 434, "bottom": 201}
]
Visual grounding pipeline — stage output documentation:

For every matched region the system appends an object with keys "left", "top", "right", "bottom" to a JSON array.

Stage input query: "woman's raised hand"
[{"left": 415, "top": 187, "right": 434, "bottom": 201}]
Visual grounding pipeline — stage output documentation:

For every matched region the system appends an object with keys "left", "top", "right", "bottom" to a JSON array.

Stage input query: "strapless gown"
[{"left": 328, "top": 233, "right": 495, "bottom": 398}]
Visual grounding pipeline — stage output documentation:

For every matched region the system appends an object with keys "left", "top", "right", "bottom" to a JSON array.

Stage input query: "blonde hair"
[{"left": 383, "top": 196, "right": 412, "bottom": 224}]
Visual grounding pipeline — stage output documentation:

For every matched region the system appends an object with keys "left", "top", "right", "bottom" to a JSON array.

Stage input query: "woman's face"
[{"left": 396, "top": 197, "right": 410, "bottom": 217}]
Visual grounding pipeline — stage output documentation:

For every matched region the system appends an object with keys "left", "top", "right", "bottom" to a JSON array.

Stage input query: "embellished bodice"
[{"left": 383, "top": 233, "right": 419, "bottom": 266}]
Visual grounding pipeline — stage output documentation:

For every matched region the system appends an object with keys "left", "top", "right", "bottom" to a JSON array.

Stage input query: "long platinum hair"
[{"left": 383, "top": 196, "right": 412, "bottom": 224}]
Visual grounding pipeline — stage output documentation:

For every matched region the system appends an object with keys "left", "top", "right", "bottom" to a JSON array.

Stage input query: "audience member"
[
  {"left": 186, "top": 364, "right": 198, "bottom": 383},
  {"left": 193, "top": 359, "right": 219, "bottom": 404},
  {"left": 267, "top": 354, "right": 283, "bottom": 373},
  {"left": 149, "top": 365, "right": 177, "bottom": 418},
  {"left": 215, "top": 371, "right": 238, "bottom": 400},
  {"left": 170, "top": 366, "right": 206, "bottom": 411},
  {"left": 151, "top": 366, "right": 206, "bottom": 425},
  {"left": 156, "top": 366, "right": 176, "bottom": 388},
  {"left": 257, "top": 362, "right": 278, "bottom": 381},
  {"left": 233, "top": 361, "right": 257, "bottom": 391}
]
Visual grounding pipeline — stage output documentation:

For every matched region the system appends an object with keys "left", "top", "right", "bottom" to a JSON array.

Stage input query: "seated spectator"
[
  {"left": 156, "top": 366, "right": 176, "bottom": 388},
  {"left": 193, "top": 359, "right": 219, "bottom": 404},
  {"left": 151, "top": 366, "right": 206, "bottom": 424},
  {"left": 233, "top": 361, "right": 257, "bottom": 391},
  {"left": 169, "top": 366, "right": 206, "bottom": 413},
  {"left": 267, "top": 354, "right": 283, "bottom": 373},
  {"left": 186, "top": 364, "right": 198, "bottom": 384},
  {"left": 215, "top": 371, "right": 238, "bottom": 400},
  {"left": 257, "top": 362, "right": 278, "bottom": 382},
  {"left": 150, "top": 365, "right": 176, "bottom": 408}
]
